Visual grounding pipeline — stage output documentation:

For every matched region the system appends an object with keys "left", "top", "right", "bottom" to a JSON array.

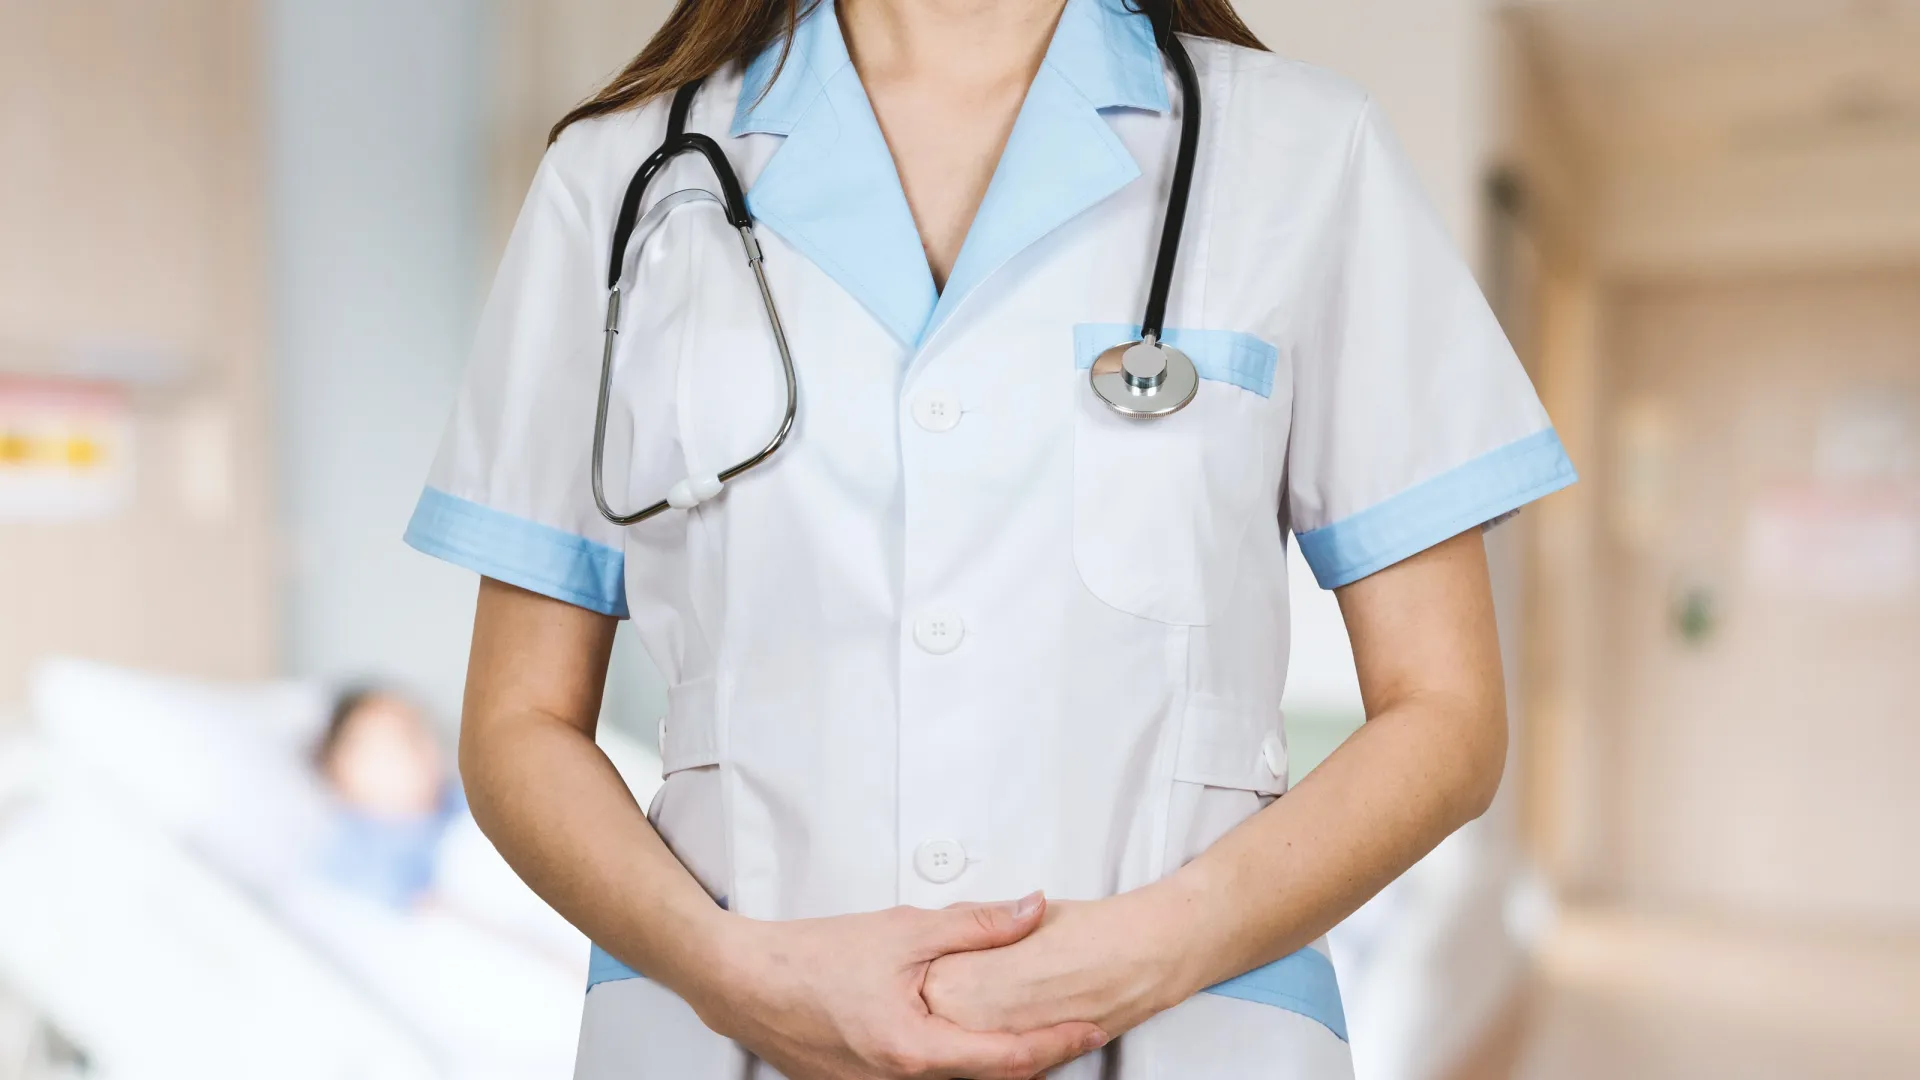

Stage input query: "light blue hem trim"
[
  {"left": 591, "top": 945, "right": 1346, "bottom": 1043},
  {"left": 404, "top": 488, "right": 629, "bottom": 618},
  {"left": 587, "top": 944, "right": 641, "bottom": 989},
  {"left": 1297, "top": 428, "right": 1578, "bottom": 590},
  {"left": 1073, "top": 324, "right": 1279, "bottom": 398},
  {"left": 1203, "top": 946, "right": 1348, "bottom": 1042},
  {"left": 587, "top": 896, "right": 728, "bottom": 990}
]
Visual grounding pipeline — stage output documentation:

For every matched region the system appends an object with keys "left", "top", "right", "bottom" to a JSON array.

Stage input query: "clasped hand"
[{"left": 691, "top": 891, "right": 1179, "bottom": 1080}]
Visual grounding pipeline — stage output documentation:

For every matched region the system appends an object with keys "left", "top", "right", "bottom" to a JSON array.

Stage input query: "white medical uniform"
[{"left": 405, "top": 0, "right": 1576, "bottom": 1075}]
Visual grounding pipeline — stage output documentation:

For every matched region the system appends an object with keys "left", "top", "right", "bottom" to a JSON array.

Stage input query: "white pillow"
[{"left": 29, "top": 657, "right": 337, "bottom": 893}]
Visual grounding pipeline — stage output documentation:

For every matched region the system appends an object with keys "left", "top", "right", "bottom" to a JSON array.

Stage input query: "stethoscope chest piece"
[{"left": 1090, "top": 338, "right": 1198, "bottom": 418}]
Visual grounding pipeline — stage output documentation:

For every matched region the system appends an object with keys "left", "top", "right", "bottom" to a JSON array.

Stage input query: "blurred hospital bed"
[{"left": 0, "top": 659, "right": 664, "bottom": 1080}]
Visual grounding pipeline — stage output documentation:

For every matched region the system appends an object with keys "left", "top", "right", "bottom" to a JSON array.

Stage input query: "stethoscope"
[{"left": 592, "top": 21, "right": 1202, "bottom": 526}]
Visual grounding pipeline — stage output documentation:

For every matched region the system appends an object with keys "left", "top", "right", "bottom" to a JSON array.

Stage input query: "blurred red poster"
[
  {"left": 0, "top": 377, "right": 135, "bottom": 521},
  {"left": 1745, "top": 484, "right": 1920, "bottom": 602}
]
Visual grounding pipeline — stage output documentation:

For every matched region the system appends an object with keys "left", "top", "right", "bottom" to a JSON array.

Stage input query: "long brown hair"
[{"left": 550, "top": 0, "right": 1265, "bottom": 144}]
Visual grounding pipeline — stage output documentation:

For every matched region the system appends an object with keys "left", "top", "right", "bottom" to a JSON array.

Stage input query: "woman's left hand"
[{"left": 921, "top": 891, "right": 1193, "bottom": 1038}]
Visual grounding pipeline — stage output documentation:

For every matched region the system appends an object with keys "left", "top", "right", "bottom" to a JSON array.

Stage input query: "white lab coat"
[{"left": 405, "top": 1, "right": 1575, "bottom": 1075}]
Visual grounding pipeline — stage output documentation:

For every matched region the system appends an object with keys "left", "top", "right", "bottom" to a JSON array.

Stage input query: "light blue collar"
[{"left": 729, "top": 0, "right": 1167, "bottom": 349}]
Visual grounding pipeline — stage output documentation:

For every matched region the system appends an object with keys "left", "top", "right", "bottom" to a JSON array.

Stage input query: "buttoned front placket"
[
  {"left": 895, "top": 370, "right": 982, "bottom": 905},
  {"left": 724, "top": 0, "right": 1175, "bottom": 914}
]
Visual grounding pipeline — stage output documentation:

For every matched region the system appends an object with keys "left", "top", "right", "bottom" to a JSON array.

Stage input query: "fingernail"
[
  {"left": 1084, "top": 1031, "right": 1110, "bottom": 1050},
  {"left": 1013, "top": 891, "right": 1044, "bottom": 919}
]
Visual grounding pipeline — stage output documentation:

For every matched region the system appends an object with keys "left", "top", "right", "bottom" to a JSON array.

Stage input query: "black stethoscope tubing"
[
  {"left": 606, "top": 86, "right": 752, "bottom": 289},
  {"left": 1140, "top": 24, "right": 1200, "bottom": 345}
]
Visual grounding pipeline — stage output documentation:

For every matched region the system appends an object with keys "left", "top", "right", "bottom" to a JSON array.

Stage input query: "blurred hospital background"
[{"left": 2, "top": 0, "right": 1916, "bottom": 1076}]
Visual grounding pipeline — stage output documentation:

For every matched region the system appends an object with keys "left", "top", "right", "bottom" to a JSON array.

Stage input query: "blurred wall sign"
[
  {"left": 1744, "top": 485, "right": 1920, "bottom": 602},
  {"left": 0, "top": 378, "right": 135, "bottom": 521}
]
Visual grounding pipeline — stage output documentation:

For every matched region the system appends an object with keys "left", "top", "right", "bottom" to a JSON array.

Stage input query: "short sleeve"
[
  {"left": 402, "top": 149, "right": 630, "bottom": 616},
  {"left": 1286, "top": 100, "right": 1576, "bottom": 590}
]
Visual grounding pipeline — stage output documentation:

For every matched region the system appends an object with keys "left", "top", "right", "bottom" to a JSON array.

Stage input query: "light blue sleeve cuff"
[
  {"left": 1296, "top": 428, "right": 1577, "bottom": 590},
  {"left": 404, "top": 487, "right": 629, "bottom": 617}
]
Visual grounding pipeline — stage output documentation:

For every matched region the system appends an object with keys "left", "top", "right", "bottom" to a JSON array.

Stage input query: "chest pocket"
[{"left": 1071, "top": 324, "right": 1280, "bottom": 625}]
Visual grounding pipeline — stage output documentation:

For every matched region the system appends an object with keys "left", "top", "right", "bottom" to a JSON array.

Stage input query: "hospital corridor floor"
[{"left": 1512, "top": 907, "right": 1920, "bottom": 1080}]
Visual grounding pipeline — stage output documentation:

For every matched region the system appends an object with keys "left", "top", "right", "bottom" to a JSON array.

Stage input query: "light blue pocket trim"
[
  {"left": 1297, "top": 428, "right": 1577, "bottom": 590},
  {"left": 1073, "top": 324, "right": 1279, "bottom": 398},
  {"left": 404, "top": 487, "right": 629, "bottom": 618},
  {"left": 1203, "top": 945, "right": 1348, "bottom": 1042}
]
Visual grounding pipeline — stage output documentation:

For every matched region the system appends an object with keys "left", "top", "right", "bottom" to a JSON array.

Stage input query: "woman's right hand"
[{"left": 687, "top": 893, "right": 1108, "bottom": 1080}]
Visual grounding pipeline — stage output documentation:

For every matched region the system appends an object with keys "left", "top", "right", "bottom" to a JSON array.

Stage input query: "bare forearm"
[
  {"left": 1146, "top": 690, "right": 1505, "bottom": 1001},
  {"left": 914, "top": 535, "right": 1511, "bottom": 1041},
  {"left": 1146, "top": 529, "right": 1507, "bottom": 1003},
  {"left": 460, "top": 714, "right": 730, "bottom": 996},
  {"left": 459, "top": 578, "right": 731, "bottom": 1003},
  {"left": 918, "top": 684, "right": 1505, "bottom": 1037},
  {"left": 459, "top": 580, "right": 1108, "bottom": 1077}
]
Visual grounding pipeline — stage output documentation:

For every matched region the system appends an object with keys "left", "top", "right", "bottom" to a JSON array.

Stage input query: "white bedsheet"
[
  {"left": 0, "top": 660, "right": 669, "bottom": 1079},
  {"left": 0, "top": 784, "right": 438, "bottom": 1080}
]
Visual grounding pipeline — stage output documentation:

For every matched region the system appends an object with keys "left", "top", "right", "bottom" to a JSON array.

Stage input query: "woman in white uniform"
[{"left": 405, "top": 0, "right": 1576, "bottom": 1075}]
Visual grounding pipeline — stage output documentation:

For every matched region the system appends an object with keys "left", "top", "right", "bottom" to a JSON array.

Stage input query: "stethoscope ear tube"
[
  {"left": 606, "top": 135, "right": 752, "bottom": 290},
  {"left": 592, "top": 80, "right": 798, "bottom": 526}
]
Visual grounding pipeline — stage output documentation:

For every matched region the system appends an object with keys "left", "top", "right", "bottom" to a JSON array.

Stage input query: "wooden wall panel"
[
  {"left": 489, "top": 0, "right": 675, "bottom": 246},
  {"left": 0, "top": 0, "right": 274, "bottom": 701}
]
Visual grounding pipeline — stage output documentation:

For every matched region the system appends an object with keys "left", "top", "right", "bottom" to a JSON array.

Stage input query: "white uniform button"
[
  {"left": 1261, "top": 734, "right": 1287, "bottom": 779},
  {"left": 911, "top": 390, "right": 962, "bottom": 433},
  {"left": 914, "top": 839, "right": 968, "bottom": 884},
  {"left": 913, "top": 613, "right": 965, "bottom": 655}
]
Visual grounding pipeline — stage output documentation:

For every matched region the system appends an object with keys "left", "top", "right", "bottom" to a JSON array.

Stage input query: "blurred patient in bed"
[
  {"left": 20, "top": 659, "right": 591, "bottom": 1074},
  {"left": 313, "top": 688, "right": 464, "bottom": 909}
]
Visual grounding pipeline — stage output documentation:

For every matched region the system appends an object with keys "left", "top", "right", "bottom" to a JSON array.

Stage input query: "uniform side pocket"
[
  {"left": 650, "top": 674, "right": 728, "bottom": 903},
  {"left": 1162, "top": 694, "right": 1289, "bottom": 875},
  {"left": 1173, "top": 693, "right": 1288, "bottom": 796},
  {"left": 1141, "top": 698, "right": 1350, "bottom": 1066},
  {"left": 658, "top": 675, "right": 719, "bottom": 777}
]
